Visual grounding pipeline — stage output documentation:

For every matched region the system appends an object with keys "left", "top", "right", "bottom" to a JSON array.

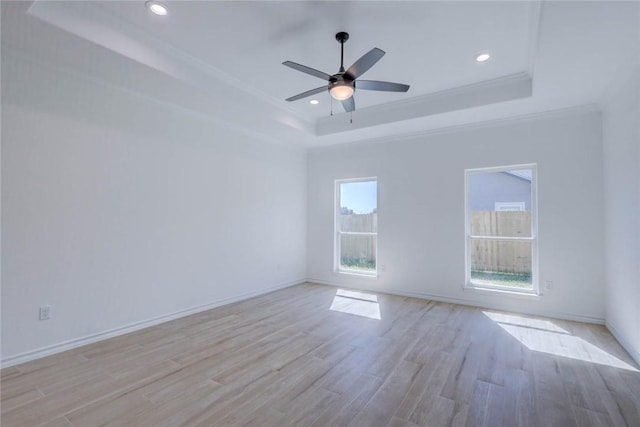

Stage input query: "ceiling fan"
[{"left": 282, "top": 32, "right": 410, "bottom": 113}]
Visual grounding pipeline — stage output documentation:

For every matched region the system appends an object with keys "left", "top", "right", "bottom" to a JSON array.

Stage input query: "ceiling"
[
  {"left": 96, "top": 1, "right": 535, "bottom": 117},
  {"left": 2, "top": 1, "right": 639, "bottom": 146}
]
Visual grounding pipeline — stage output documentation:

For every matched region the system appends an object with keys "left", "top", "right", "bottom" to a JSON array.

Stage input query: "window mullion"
[
  {"left": 339, "top": 231, "right": 377, "bottom": 236},
  {"left": 469, "top": 235, "right": 534, "bottom": 241}
]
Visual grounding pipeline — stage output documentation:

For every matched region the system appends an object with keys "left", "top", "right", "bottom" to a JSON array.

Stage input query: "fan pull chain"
[
  {"left": 350, "top": 111, "right": 353, "bottom": 124},
  {"left": 330, "top": 97, "right": 333, "bottom": 116}
]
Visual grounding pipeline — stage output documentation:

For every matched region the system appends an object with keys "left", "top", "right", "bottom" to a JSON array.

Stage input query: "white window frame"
[
  {"left": 464, "top": 164, "right": 539, "bottom": 295},
  {"left": 334, "top": 177, "right": 378, "bottom": 277}
]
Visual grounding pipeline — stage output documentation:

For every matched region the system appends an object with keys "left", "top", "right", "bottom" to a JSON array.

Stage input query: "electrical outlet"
[
  {"left": 39, "top": 305, "right": 51, "bottom": 321},
  {"left": 544, "top": 280, "right": 553, "bottom": 290}
]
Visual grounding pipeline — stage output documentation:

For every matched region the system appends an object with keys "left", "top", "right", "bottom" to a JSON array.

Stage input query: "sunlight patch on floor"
[
  {"left": 483, "top": 311, "right": 569, "bottom": 334},
  {"left": 330, "top": 289, "right": 381, "bottom": 320},
  {"left": 483, "top": 311, "right": 638, "bottom": 372}
]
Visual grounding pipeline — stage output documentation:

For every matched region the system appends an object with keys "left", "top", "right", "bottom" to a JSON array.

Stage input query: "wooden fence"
[
  {"left": 339, "top": 211, "right": 532, "bottom": 274},
  {"left": 471, "top": 211, "right": 532, "bottom": 274},
  {"left": 340, "top": 214, "right": 376, "bottom": 264}
]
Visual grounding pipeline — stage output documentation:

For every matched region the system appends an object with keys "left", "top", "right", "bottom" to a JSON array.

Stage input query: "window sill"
[
  {"left": 463, "top": 284, "right": 541, "bottom": 299},
  {"left": 335, "top": 270, "right": 378, "bottom": 279}
]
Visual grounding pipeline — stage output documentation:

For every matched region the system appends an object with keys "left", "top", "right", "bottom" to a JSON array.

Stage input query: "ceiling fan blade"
[
  {"left": 341, "top": 96, "right": 355, "bottom": 112},
  {"left": 345, "top": 48, "right": 385, "bottom": 79},
  {"left": 282, "top": 61, "right": 331, "bottom": 81},
  {"left": 285, "top": 86, "right": 327, "bottom": 102},
  {"left": 357, "top": 80, "right": 410, "bottom": 92}
]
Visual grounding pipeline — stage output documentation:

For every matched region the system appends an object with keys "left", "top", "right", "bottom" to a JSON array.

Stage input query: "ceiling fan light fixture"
[
  {"left": 283, "top": 31, "right": 409, "bottom": 112},
  {"left": 329, "top": 83, "right": 354, "bottom": 101},
  {"left": 146, "top": 1, "right": 168, "bottom": 16}
]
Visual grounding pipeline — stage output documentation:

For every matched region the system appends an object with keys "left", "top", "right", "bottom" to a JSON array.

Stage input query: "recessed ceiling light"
[
  {"left": 476, "top": 53, "right": 491, "bottom": 62},
  {"left": 309, "top": 99, "right": 319, "bottom": 105},
  {"left": 146, "top": 1, "right": 168, "bottom": 16}
]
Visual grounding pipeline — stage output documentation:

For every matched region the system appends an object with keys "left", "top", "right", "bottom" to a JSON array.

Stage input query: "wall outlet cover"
[{"left": 39, "top": 305, "right": 51, "bottom": 321}]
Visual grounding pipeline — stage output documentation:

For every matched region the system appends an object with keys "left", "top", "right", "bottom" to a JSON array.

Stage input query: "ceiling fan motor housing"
[{"left": 329, "top": 74, "right": 355, "bottom": 90}]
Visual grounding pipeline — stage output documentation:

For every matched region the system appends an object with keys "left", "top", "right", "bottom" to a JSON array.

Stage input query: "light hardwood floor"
[{"left": 1, "top": 283, "right": 639, "bottom": 426}]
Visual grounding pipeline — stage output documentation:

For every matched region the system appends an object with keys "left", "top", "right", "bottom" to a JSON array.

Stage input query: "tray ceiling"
[{"left": 2, "top": 1, "right": 638, "bottom": 145}]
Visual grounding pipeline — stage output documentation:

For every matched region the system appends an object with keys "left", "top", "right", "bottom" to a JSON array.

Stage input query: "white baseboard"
[
  {"left": 308, "top": 278, "right": 605, "bottom": 325},
  {"left": 2, "top": 277, "right": 611, "bottom": 369},
  {"left": 1, "top": 279, "right": 305, "bottom": 368},
  {"left": 606, "top": 321, "right": 640, "bottom": 367}
]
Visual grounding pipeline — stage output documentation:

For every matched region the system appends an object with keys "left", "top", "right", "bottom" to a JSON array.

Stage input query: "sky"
[{"left": 340, "top": 181, "right": 377, "bottom": 214}]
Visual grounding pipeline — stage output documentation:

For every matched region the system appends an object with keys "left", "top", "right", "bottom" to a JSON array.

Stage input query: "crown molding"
[
  {"left": 316, "top": 72, "right": 533, "bottom": 136},
  {"left": 310, "top": 103, "right": 601, "bottom": 152},
  {"left": 2, "top": 47, "right": 301, "bottom": 148},
  {"left": 526, "top": 1, "right": 544, "bottom": 80},
  {"left": 26, "top": 0, "right": 314, "bottom": 134}
]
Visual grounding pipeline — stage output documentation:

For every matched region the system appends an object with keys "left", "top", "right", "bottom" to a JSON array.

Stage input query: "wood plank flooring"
[{"left": 1, "top": 282, "right": 639, "bottom": 426}]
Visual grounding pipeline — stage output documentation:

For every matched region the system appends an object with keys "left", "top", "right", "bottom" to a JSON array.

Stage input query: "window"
[
  {"left": 465, "top": 165, "right": 537, "bottom": 293},
  {"left": 335, "top": 178, "right": 377, "bottom": 276}
]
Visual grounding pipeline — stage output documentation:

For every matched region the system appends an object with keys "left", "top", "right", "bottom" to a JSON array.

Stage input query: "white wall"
[
  {"left": 602, "top": 68, "right": 640, "bottom": 365},
  {"left": 308, "top": 110, "right": 605, "bottom": 323},
  {"left": 1, "top": 56, "right": 307, "bottom": 364}
]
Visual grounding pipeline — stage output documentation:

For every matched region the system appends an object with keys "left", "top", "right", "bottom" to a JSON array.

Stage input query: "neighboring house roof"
[{"left": 504, "top": 170, "right": 532, "bottom": 182}]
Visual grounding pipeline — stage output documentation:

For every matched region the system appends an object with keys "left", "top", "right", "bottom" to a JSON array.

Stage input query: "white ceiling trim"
[
  {"left": 27, "top": 0, "right": 314, "bottom": 132},
  {"left": 2, "top": 46, "right": 295, "bottom": 148},
  {"left": 317, "top": 72, "right": 533, "bottom": 135},
  {"left": 310, "top": 103, "right": 600, "bottom": 151},
  {"left": 525, "top": 1, "right": 544, "bottom": 80}
]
